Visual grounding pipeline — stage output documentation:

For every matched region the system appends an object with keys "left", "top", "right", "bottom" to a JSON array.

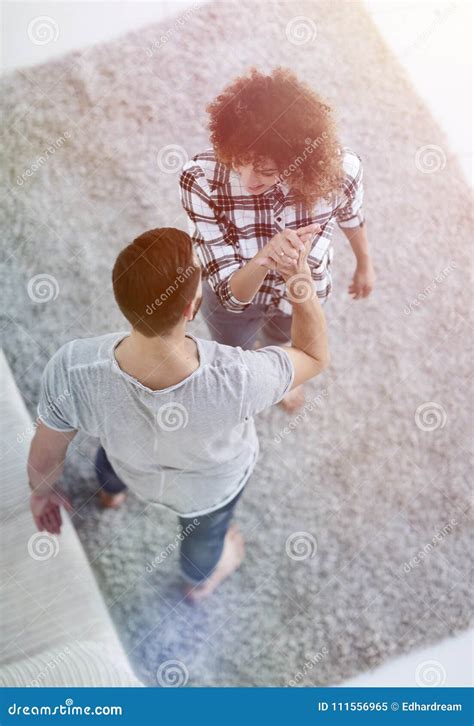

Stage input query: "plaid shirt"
[{"left": 179, "top": 147, "right": 364, "bottom": 314}]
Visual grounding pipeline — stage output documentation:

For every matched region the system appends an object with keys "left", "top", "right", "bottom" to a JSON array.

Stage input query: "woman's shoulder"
[
  {"left": 340, "top": 146, "right": 363, "bottom": 178},
  {"left": 180, "top": 148, "right": 232, "bottom": 193}
]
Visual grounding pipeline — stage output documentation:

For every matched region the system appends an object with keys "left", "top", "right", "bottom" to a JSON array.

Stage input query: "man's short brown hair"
[{"left": 112, "top": 227, "right": 200, "bottom": 336}]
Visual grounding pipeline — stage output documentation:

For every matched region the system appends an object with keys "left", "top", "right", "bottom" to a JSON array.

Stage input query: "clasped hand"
[{"left": 255, "top": 224, "right": 320, "bottom": 278}]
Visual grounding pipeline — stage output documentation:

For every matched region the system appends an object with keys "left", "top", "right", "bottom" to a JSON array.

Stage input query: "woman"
[{"left": 179, "top": 67, "right": 375, "bottom": 410}]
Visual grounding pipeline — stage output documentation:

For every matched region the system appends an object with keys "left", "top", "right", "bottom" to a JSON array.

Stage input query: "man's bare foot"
[
  {"left": 183, "top": 523, "right": 245, "bottom": 603},
  {"left": 280, "top": 384, "right": 305, "bottom": 413},
  {"left": 98, "top": 490, "right": 128, "bottom": 509}
]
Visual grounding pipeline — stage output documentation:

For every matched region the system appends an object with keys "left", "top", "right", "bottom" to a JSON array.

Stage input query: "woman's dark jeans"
[
  {"left": 201, "top": 282, "right": 292, "bottom": 349},
  {"left": 95, "top": 447, "right": 244, "bottom": 585}
]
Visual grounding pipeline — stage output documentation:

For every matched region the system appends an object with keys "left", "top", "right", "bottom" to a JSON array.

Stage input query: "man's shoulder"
[
  {"left": 48, "top": 332, "right": 126, "bottom": 373},
  {"left": 194, "top": 336, "right": 250, "bottom": 380},
  {"left": 195, "top": 335, "right": 244, "bottom": 365},
  {"left": 196, "top": 337, "right": 291, "bottom": 376},
  {"left": 194, "top": 337, "right": 293, "bottom": 414}
]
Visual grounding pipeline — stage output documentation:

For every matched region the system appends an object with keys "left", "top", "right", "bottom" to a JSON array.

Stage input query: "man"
[
  {"left": 28, "top": 227, "right": 329, "bottom": 602},
  {"left": 180, "top": 67, "right": 375, "bottom": 412}
]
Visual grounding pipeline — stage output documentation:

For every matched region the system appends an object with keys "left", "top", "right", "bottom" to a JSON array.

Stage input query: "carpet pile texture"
[{"left": 1, "top": 0, "right": 472, "bottom": 686}]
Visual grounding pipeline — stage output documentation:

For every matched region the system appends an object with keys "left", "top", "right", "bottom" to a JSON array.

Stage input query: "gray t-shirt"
[{"left": 37, "top": 332, "right": 294, "bottom": 516}]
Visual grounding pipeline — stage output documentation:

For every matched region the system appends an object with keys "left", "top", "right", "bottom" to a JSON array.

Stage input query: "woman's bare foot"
[
  {"left": 183, "top": 524, "right": 245, "bottom": 603},
  {"left": 280, "top": 384, "right": 305, "bottom": 413},
  {"left": 98, "top": 490, "right": 128, "bottom": 509}
]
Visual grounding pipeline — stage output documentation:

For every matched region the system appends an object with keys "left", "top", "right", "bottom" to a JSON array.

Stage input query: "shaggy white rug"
[{"left": 1, "top": 0, "right": 472, "bottom": 686}]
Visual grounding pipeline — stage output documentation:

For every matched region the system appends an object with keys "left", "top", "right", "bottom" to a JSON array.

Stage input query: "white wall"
[{"left": 364, "top": 0, "right": 472, "bottom": 184}]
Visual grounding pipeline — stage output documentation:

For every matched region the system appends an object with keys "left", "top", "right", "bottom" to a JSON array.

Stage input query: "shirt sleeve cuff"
[
  {"left": 37, "top": 404, "right": 76, "bottom": 432},
  {"left": 217, "top": 274, "right": 254, "bottom": 313},
  {"left": 337, "top": 211, "right": 365, "bottom": 229}
]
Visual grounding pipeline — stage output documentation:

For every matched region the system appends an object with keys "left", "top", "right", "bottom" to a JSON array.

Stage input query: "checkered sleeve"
[
  {"left": 335, "top": 148, "right": 365, "bottom": 229},
  {"left": 179, "top": 163, "right": 251, "bottom": 313}
]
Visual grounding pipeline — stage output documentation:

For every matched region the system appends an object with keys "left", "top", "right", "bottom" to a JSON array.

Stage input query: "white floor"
[
  {"left": 341, "top": 631, "right": 473, "bottom": 687},
  {"left": 1, "top": 0, "right": 472, "bottom": 688}
]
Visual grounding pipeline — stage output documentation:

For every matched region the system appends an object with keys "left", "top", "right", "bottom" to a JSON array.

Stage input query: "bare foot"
[
  {"left": 183, "top": 523, "right": 245, "bottom": 603},
  {"left": 279, "top": 384, "right": 305, "bottom": 413},
  {"left": 98, "top": 490, "right": 128, "bottom": 509}
]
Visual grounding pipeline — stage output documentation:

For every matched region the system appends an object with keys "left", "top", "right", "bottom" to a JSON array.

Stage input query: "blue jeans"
[
  {"left": 95, "top": 447, "right": 244, "bottom": 585},
  {"left": 201, "top": 282, "right": 292, "bottom": 349}
]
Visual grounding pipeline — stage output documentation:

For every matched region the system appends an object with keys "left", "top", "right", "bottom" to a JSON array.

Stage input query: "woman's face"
[{"left": 234, "top": 159, "right": 280, "bottom": 195}]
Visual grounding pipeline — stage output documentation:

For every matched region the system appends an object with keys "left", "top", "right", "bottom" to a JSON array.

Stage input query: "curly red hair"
[{"left": 207, "top": 67, "right": 344, "bottom": 209}]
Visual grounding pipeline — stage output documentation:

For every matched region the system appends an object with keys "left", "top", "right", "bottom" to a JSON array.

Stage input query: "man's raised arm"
[{"left": 281, "top": 231, "right": 330, "bottom": 388}]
